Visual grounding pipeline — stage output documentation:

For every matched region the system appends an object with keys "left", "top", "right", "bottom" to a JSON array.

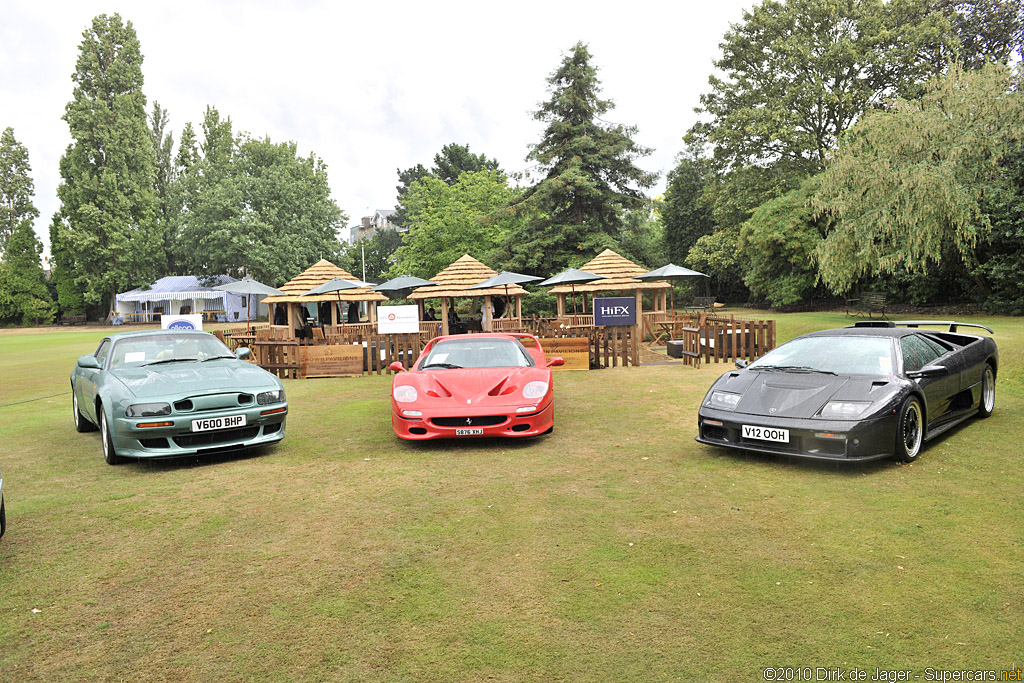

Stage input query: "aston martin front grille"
[{"left": 173, "top": 426, "right": 259, "bottom": 448}]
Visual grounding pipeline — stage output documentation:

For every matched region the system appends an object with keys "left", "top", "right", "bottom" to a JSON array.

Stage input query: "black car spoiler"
[{"left": 851, "top": 320, "right": 994, "bottom": 334}]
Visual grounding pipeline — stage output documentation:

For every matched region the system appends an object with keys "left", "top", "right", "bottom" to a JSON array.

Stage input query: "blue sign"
[
  {"left": 594, "top": 297, "right": 636, "bottom": 326},
  {"left": 168, "top": 319, "right": 197, "bottom": 330}
]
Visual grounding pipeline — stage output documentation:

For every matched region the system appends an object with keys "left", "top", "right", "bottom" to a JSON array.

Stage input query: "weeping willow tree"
[{"left": 812, "top": 63, "right": 1024, "bottom": 295}]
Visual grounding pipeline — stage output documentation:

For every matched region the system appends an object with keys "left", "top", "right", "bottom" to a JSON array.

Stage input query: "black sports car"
[{"left": 696, "top": 321, "right": 998, "bottom": 463}]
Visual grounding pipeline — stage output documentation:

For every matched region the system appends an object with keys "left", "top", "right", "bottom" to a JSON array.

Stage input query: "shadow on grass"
[
  {"left": 393, "top": 433, "right": 553, "bottom": 454},
  {"left": 123, "top": 444, "right": 283, "bottom": 472}
]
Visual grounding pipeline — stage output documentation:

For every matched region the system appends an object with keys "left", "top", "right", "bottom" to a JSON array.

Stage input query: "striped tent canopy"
[
  {"left": 548, "top": 249, "right": 671, "bottom": 294},
  {"left": 261, "top": 260, "right": 386, "bottom": 304},
  {"left": 408, "top": 255, "right": 530, "bottom": 300},
  {"left": 117, "top": 275, "right": 237, "bottom": 303}
]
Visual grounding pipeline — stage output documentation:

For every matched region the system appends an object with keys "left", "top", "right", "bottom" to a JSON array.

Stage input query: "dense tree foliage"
[
  {"left": 507, "top": 42, "right": 657, "bottom": 275},
  {"left": 174, "top": 107, "right": 346, "bottom": 286},
  {"left": 661, "top": 146, "right": 715, "bottom": 266},
  {"left": 149, "top": 102, "right": 176, "bottom": 273},
  {"left": 392, "top": 143, "right": 502, "bottom": 229},
  {"left": 0, "top": 219, "right": 53, "bottom": 325},
  {"left": 0, "top": 128, "right": 38, "bottom": 257},
  {"left": 813, "top": 64, "right": 1023, "bottom": 295},
  {"left": 739, "top": 178, "right": 825, "bottom": 306},
  {"left": 392, "top": 170, "right": 523, "bottom": 279},
  {"left": 50, "top": 14, "right": 162, "bottom": 317}
]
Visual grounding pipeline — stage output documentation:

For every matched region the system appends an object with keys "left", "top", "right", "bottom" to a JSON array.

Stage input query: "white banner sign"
[
  {"left": 377, "top": 305, "right": 419, "bottom": 334},
  {"left": 161, "top": 314, "right": 204, "bottom": 331}
]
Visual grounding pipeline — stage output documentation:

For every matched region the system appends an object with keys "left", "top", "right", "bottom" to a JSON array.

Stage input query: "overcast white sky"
[{"left": 1, "top": 0, "right": 754, "bottom": 253}]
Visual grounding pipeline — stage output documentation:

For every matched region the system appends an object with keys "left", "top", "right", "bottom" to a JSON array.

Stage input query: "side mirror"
[
  {"left": 735, "top": 359, "right": 749, "bottom": 369},
  {"left": 388, "top": 361, "right": 406, "bottom": 373},
  {"left": 547, "top": 357, "right": 565, "bottom": 367},
  {"left": 77, "top": 355, "right": 101, "bottom": 370},
  {"left": 907, "top": 364, "right": 948, "bottom": 379},
  {"left": 235, "top": 347, "right": 251, "bottom": 360}
]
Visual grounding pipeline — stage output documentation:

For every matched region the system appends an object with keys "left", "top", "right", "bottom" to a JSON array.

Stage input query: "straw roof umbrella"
[
  {"left": 408, "top": 255, "right": 530, "bottom": 335},
  {"left": 546, "top": 249, "right": 672, "bottom": 319},
  {"left": 635, "top": 263, "right": 708, "bottom": 313},
  {"left": 261, "top": 259, "right": 386, "bottom": 332}
]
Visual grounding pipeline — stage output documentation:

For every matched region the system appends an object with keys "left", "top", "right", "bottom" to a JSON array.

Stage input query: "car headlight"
[
  {"left": 126, "top": 402, "right": 171, "bottom": 417},
  {"left": 523, "top": 381, "right": 549, "bottom": 400},
  {"left": 707, "top": 391, "right": 741, "bottom": 411},
  {"left": 393, "top": 385, "right": 418, "bottom": 403},
  {"left": 819, "top": 401, "right": 873, "bottom": 419},
  {"left": 257, "top": 389, "right": 286, "bottom": 405}
]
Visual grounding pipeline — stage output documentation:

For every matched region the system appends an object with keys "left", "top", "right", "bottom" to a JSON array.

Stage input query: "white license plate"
[
  {"left": 742, "top": 425, "right": 789, "bottom": 443},
  {"left": 456, "top": 428, "right": 484, "bottom": 436},
  {"left": 191, "top": 414, "right": 247, "bottom": 432}
]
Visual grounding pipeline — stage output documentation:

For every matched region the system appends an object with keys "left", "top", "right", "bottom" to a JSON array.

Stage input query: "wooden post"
[
  {"left": 368, "top": 301, "right": 377, "bottom": 324},
  {"left": 483, "top": 294, "right": 493, "bottom": 331},
  {"left": 287, "top": 302, "right": 297, "bottom": 338},
  {"left": 635, "top": 289, "right": 643, "bottom": 346},
  {"left": 516, "top": 295, "right": 522, "bottom": 319},
  {"left": 557, "top": 293, "right": 566, "bottom": 317},
  {"left": 441, "top": 297, "right": 450, "bottom": 336}
]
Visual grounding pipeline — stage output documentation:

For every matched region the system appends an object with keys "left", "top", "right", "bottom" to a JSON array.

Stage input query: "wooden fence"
[{"left": 686, "top": 313, "right": 775, "bottom": 364}]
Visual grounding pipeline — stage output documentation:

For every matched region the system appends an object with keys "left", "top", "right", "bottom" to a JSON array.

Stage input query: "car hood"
[
  {"left": 715, "top": 370, "right": 897, "bottom": 419},
  {"left": 110, "top": 361, "right": 278, "bottom": 398},
  {"left": 396, "top": 367, "right": 551, "bottom": 407}
]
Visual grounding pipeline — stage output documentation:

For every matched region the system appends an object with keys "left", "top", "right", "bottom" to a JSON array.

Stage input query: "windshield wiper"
[
  {"left": 201, "top": 355, "right": 237, "bottom": 362},
  {"left": 143, "top": 357, "right": 199, "bottom": 366},
  {"left": 775, "top": 365, "right": 837, "bottom": 375},
  {"left": 421, "top": 362, "right": 463, "bottom": 370}
]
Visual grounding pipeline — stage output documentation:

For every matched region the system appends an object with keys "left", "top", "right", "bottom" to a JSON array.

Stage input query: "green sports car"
[{"left": 70, "top": 330, "right": 287, "bottom": 464}]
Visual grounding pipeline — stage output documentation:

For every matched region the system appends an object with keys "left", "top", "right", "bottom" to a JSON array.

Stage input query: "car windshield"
[
  {"left": 419, "top": 338, "right": 534, "bottom": 370},
  {"left": 748, "top": 336, "right": 894, "bottom": 376},
  {"left": 109, "top": 334, "right": 233, "bottom": 369}
]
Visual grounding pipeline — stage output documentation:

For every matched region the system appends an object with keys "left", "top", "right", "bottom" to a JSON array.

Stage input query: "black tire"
[
  {"left": 895, "top": 396, "right": 924, "bottom": 463},
  {"left": 977, "top": 363, "right": 995, "bottom": 418},
  {"left": 99, "top": 408, "right": 126, "bottom": 465},
  {"left": 73, "top": 389, "right": 97, "bottom": 433}
]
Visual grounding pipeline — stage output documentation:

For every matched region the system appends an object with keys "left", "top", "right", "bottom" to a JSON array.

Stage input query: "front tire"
[
  {"left": 895, "top": 396, "right": 924, "bottom": 463},
  {"left": 977, "top": 364, "right": 995, "bottom": 418},
  {"left": 99, "top": 408, "right": 126, "bottom": 465},
  {"left": 73, "top": 390, "right": 97, "bottom": 433}
]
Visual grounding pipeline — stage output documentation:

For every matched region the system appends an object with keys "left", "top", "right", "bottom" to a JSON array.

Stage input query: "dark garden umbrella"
[
  {"left": 635, "top": 263, "right": 708, "bottom": 313},
  {"left": 538, "top": 268, "right": 607, "bottom": 315},
  {"left": 371, "top": 274, "right": 439, "bottom": 293},
  {"left": 212, "top": 278, "right": 284, "bottom": 331},
  {"left": 468, "top": 271, "right": 542, "bottom": 321},
  {"left": 301, "top": 277, "right": 371, "bottom": 325}
]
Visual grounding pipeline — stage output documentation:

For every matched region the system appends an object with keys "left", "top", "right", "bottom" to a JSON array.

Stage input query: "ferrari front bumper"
[{"left": 392, "top": 399, "right": 554, "bottom": 440}]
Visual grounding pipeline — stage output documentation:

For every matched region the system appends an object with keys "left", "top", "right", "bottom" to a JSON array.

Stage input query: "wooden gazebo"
[
  {"left": 408, "top": 255, "right": 529, "bottom": 336},
  {"left": 261, "top": 260, "right": 387, "bottom": 338},
  {"left": 549, "top": 249, "right": 671, "bottom": 334}
]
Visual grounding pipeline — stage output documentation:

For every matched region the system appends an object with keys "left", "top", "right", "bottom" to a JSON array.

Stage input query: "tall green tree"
[
  {"left": 0, "top": 127, "right": 39, "bottom": 257},
  {"left": 432, "top": 143, "right": 502, "bottom": 185},
  {"left": 340, "top": 228, "right": 404, "bottom": 283},
  {"left": 507, "top": 42, "right": 657, "bottom": 275},
  {"left": 392, "top": 143, "right": 502, "bottom": 228},
  {"left": 50, "top": 14, "right": 162, "bottom": 317},
  {"left": 149, "top": 101, "right": 176, "bottom": 272},
  {"left": 813, "top": 64, "right": 1024, "bottom": 295},
  {"left": 392, "top": 170, "right": 523, "bottom": 279},
  {"left": 690, "top": 0, "right": 954, "bottom": 178},
  {"left": 174, "top": 108, "right": 345, "bottom": 285}
]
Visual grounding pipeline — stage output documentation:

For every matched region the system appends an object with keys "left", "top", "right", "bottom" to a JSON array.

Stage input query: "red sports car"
[{"left": 389, "top": 333, "right": 565, "bottom": 440}]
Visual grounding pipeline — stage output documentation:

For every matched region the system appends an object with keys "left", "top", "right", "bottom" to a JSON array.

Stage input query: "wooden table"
[{"left": 654, "top": 320, "right": 691, "bottom": 345}]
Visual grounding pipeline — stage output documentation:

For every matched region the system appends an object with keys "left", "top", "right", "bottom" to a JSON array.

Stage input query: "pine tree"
[
  {"left": 50, "top": 14, "right": 162, "bottom": 317},
  {"left": 507, "top": 42, "right": 657, "bottom": 274}
]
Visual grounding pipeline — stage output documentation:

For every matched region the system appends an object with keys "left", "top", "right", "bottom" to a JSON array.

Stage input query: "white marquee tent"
[{"left": 115, "top": 275, "right": 268, "bottom": 322}]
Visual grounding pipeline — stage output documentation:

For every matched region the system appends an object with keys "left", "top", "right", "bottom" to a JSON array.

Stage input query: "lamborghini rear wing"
[{"left": 853, "top": 320, "right": 994, "bottom": 334}]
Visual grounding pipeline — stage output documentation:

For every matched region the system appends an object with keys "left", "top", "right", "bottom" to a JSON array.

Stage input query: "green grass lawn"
[{"left": 0, "top": 313, "right": 1021, "bottom": 681}]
